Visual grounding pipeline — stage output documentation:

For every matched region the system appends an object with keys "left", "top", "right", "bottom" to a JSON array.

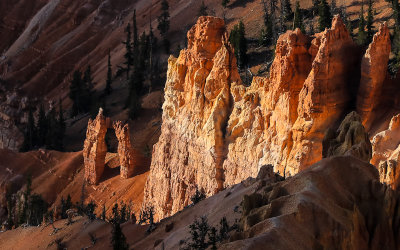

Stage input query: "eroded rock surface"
[
  {"left": 322, "top": 111, "right": 372, "bottom": 162},
  {"left": 114, "top": 121, "right": 136, "bottom": 179},
  {"left": 223, "top": 156, "right": 400, "bottom": 250},
  {"left": 357, "top": 23, "right": 391, "bottom": 130},
  {"left": 83, "top": 109, "right": 107, "bottom": 185},
  {"left": 371, "top": 114, "right": 400, "bottom": 190}
]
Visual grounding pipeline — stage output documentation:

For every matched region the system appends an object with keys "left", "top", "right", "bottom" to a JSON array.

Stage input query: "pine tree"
[
  {"left": 45, "top": 105, "right": 58, "bottom": 149},
  {"left": 222, "top": 0, "right": 230, "bottom": 8},
  {"left": 127, "top": 71, "right": 141, "bottom": 119},
  {"left": 21, "top": 107, "right": 36, "bottom": 152},
  {"left": 37, "top": 104, "right": 48, "bottom": 147},
  {"left": 229, "top": 21, "right": 248, "bottom": 69},
  {"left": 132, "top": 10, "right": 139, "bottom": 60},
  {"left": 69, "top": 70, "right": 83, "bottom": 116},
  {"left": 101, "top": 204, "right": 106, "bottom": 221},
  {"left": 312, "top": 0, "right": 320, "bottom": 17},
  {"left": 157, "top": 0, "right": 170, "bottom": 53},
  {"left": 82, "top": 66, "right": 94, "bottom": 112},
  {"left": 366, "top": 0, "right": 374, "bottom": 43},
  {"left": 357, "top": 2, "right": 368, "bottom": 46},
  {"left": 198, "top": 1, "right": 208, "bottom": 16},
  {"left": 55, "top": 99, "right": 66, "bottom": 151},
  {"left": 111, "top": 223, "right": 129, "bottom": 250},
  {"left": 330, "top": 0, "right": 337, "bottom": 14},
  {"left": 318, "top": 0, "right": 332, "bottom": 31},
  {"left": 259, "top": 11, "right": 274, "bottom": 46},
  {"left": 105, "top": 50, "right": 113, "bottom": 95},
  {"left": 123, "top": 23, "right": 133, "bottom": 79},
  {"left": 293, "top": 1, "right": 305, "bottom": 33},
  {"left": 282, "top": 0, "right": 293, "bottom": 22}
]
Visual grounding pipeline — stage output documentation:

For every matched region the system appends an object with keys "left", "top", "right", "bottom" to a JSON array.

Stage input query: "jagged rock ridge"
[{"left": 143, "top": 15, "right": 397, "bottom": 220}]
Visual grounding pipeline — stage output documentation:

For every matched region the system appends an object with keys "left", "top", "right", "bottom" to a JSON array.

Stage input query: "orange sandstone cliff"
[{"left": 142, "top": 16, "right": 398, "bottom": 220}]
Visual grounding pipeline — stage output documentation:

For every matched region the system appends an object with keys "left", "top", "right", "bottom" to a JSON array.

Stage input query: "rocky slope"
[
  {"left": 1, "top": 154, "right": 399, "bottom": 250},
  {"left": 143, "top": 15, "right": 399, "bottom": 220}
]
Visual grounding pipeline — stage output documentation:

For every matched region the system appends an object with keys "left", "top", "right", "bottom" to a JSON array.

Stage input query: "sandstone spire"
[
  {"left": 113, "top": 121, "right": 136, "bottom": 179},
  {"left": 83, "top": 108, "right": 107, "bottom": 185},
  {"left": 357, "top": 22, "right": 391, "bottom": 130}
]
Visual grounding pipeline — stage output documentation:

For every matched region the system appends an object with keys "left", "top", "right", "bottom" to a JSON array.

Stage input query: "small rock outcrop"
[
  {"left": 223, "top": 156, "right": 400, "bottom": 250},
  {"left": 357, "top": 23, "right": 391, "bottom": 130},
  {"left": 371, "top": 114, "right": 400, "bottom": 190},
  {"left": 83, "top": 109, "right": 107, "bottom": 185},
  {"left": 322, "top": 111, "right": 372, "bottom": 162}
]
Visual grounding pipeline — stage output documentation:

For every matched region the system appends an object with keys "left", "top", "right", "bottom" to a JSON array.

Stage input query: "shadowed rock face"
[
  {"left": 222, "top": 156, "right": 400, "bottom": 250},
  {"left": 143, "top": 15, "right": 396, "bottom": 220},
  {"left": 322, "top": 111, "right": 372, "bottom": 162},
  {"left": 83, "top": 109, "right": 107, "bottom": 185}
]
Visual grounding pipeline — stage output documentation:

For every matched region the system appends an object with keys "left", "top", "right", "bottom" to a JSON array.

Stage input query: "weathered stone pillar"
[
  {"left": 113, "top": 121, "right": 136, "bottom": 179},
  {"left": 83, "top": 108, "right": 107, "bottom": 185}
]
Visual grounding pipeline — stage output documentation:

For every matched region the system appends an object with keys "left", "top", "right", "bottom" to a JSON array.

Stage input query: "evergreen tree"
[
  {"left": 157, "top": 0, "right": 170, "bottom": 53},
  {"left": 45, "top": 105, "right": 58, "bottom": 150},
  {"left": 111, "top": 223, "right": 129, "bottom": 250},
  {"left": 229, "top": 21, "right": 248, "bottom": 69},
  {"left": 69, "top": 70, "right": 83, "bottom": 116},
  {"left": 101, "top": 204, "right": 106, "bottom": 221},
  {"left": 357, "top": 2, "right": 368, "bottom": 46},
  {"left": 281, "top": 0, "right": 293, "bottom": 22},
  {"left": 393, "top": 0, "right": 400, "bottom": 27},
  {"left": 312, "top": 0, "right": 320, "bottom": 17},
  {"left": 82, "top": 66, "right": 94, "bottom": 112},
  {"left": 56, "top": 99, "right": 66, "bottom": 151},
  {"left": 127, "top": 71, "right": 141, "bottom": 119},
  {"left": 222, "top": 0, "right": 230, "bottom": 8},
  {"left": 293, "top": 1, "right": 305, "bottom": 33},
  {"left": 330, "top": 0, "right": 337, "bottom": 14},
  {"left": 21, "top": 107, "right": 37, "bottom": 152},
  {"left": 259, "top": 11, "right": 274, "bottom": 46},
  {"left": 318, "top": 0, "right": 332, "bottom": 31},
  {"left": 132, "top": 10, "right": 139, "bottom": 61},
  {"left": 198, "top": 1, "right": 209, "bottom": 16},
  {"left": 187, "top": 216, "right": 210, "bottom": 249},
  {"left": 105, "top": 50, "right": 113, "bottom": 95},
  {"left": 37, "top": 104, "right": 48, "bottom": 147},
  {"left": 123, "top": 23, "right": 133, "bottom": 79},
  {"left": 366, "top": 0, "right": 374, "bottom": 43}
]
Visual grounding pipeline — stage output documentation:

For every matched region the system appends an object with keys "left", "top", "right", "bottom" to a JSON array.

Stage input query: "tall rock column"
[
  {"left": 113, "top": 121, "right": 136, "bottom": 179},
  {"left": 357, "top": 23, "right": 391, "bottom": 130},
  {"left": 83, "top": 108, "right": 107, "bottom": 185},
  {"left": 288, "top": 15, "right": 359, "bottom": 174},
  {"left": 142, "top": 17, "right": 240, "bottom": 220}
]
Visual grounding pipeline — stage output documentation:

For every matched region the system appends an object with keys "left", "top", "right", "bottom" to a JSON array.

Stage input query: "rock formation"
[
  {"left": 371, "top": 114, "right": 400, "bottom": 190},
  {"left": 357, "top": 23, "right": 391, "bottom": 130},
  {"left": 224, "top": 156, "right": 400, "bottom": 250},
  {"left": 143, "top": 15, "right": 393, "bottom": 220},
  {"left": 83, "top": 110, "right": 150, "bottom": 184},
  {"left": 322, "top": 111, "right": 372, "bottom": 162},
  {"left": 143, "top": 16, "right": 238, "bottom": 219},
  {"left": 83, "top": 109, "right": 107, "bottom": 185},
  {"left": 113, "top": 121, "right": 136, "bottom": 179},
  {"left": 287, "top": 16, "right": 359, "bottom": 174}
]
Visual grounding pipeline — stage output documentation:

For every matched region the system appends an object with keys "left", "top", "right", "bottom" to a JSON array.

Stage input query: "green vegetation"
[
  {"left": 157, "top": 0, "right": 170, "bottom": 53},
  {"left": 318, "top": 0, "right": 332, "bottom": 31},
  {"left": 229, "top": 21, "right": 248, "bottom": 69}
]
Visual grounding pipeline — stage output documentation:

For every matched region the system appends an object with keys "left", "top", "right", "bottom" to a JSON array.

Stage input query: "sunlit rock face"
[
  {"left": 357, "top": 23, "right": 391, "bottom": 130},
  {"left": 142, "top": 16, "right": 240, "bottom": 219},
  {"left": 371, "top": 114, "right": 400, "bottom": 190},
  {"left": 143, "top": 15, "right": 394, "bottom": 220},
  {"left": 83, "top": 109, "right": 107, "bottom": 185}
]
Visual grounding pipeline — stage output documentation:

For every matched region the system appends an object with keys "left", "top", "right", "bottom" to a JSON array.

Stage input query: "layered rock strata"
[{"left": 83, "top": 109, "right": 107, "bottom": 185}]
